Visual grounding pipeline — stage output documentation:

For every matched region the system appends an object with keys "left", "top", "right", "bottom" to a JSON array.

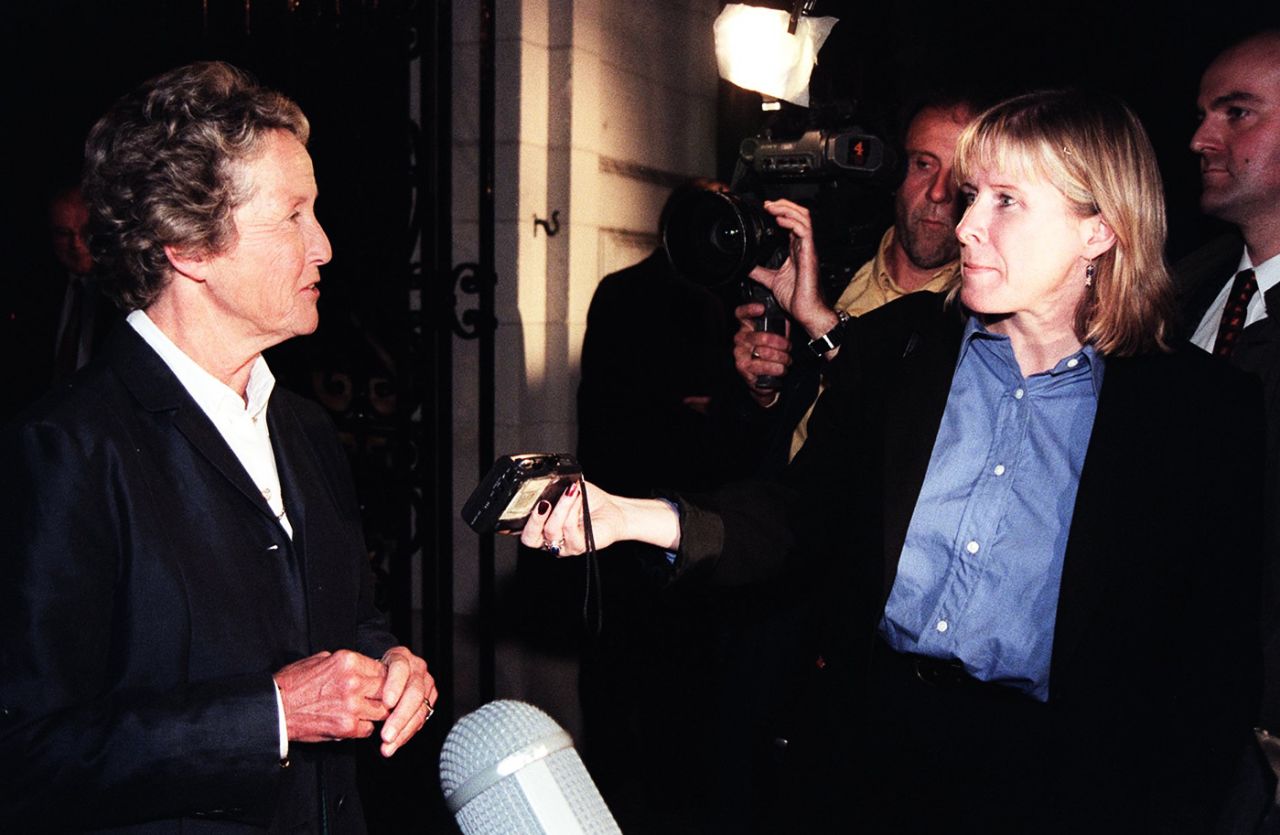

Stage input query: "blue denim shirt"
[{"left": 879, "top": 315, "right": 1104, "bottom": 701}]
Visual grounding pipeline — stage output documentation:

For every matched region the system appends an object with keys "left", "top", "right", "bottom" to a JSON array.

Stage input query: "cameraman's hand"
[
  {"left": 520, "top": 481, "right": 680, "bottom": 556},
  {"left": 733, "top": 302, "right": 791, "bottom": 407},
  {"left": 749, "top": 200, "right": 840, "bottom": 341}
]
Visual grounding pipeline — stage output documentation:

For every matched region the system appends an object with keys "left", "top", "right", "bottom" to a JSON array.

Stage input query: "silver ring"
[
  {"left": 751, "top": 349, "right": 760, "bottom": 359},
  {"left": 424, "top": 698, "right": 435, "bottom": 720},
  {"left": 541, "top": 539, "right": 563, "bottom": 556}
]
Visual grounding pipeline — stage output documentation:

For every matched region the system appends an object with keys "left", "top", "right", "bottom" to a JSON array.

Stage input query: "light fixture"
[{"left": 713, "top": 2, "right": 838, "bottom": 108}]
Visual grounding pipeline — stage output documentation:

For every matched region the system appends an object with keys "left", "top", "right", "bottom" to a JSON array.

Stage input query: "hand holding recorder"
[
  {"left": 518, "top": 479, "right": 680, "bottom": 558},
  {"left": 461, "top": 453, "right": 679, "bottom": 558}
]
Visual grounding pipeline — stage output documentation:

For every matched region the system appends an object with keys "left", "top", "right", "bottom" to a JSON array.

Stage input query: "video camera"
[
  {"left": 663, "top": 126, "right": 891, "bottom": 284},
  {"left": 662, "top": 117, "right": 894, "bottom": 387}
]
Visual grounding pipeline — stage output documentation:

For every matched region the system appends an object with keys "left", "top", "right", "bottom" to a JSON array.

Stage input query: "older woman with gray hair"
[
  {"left": 527, "top": 90, "right": 1263, "bottom": 830},
  {"left": 1, "top": 61, "right": 436, "bottom": 832}
]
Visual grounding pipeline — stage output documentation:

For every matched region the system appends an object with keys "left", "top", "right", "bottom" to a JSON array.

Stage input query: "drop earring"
[{"left": 1084, "top": 261, "right": 1096, "bottom": 287}]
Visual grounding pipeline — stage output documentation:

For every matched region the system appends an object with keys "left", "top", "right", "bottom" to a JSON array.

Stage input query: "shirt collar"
[
  {"left": 1240, "top": 250, "right": 1280, "bottom": 297},
  {"left": 958, "top": 313, "right": 1105, "bottom": 397},
  {"left": 126, "top": 309, "right": 276, "bottom": 423}
]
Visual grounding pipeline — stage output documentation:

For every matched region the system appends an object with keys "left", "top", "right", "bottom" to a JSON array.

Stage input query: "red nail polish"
[
  {"left": 566, "top": 482, "right": 579, "bottom": 497},
  {"left": 536, "top": 500, "right": 551, "bottom": 514}
]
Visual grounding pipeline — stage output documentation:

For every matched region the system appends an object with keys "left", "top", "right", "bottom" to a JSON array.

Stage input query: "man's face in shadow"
[
  {"left": 894, "top": 105, "right": 972, "bottom": 271},
  {"left": 49, "top": 189, "right": 93, "bottom": 276}
]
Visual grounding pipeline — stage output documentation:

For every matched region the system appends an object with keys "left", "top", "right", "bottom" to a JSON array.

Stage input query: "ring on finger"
[
  {"left": 423, "top": 698, "right": 435, "bottom": 720},
  {"left": 542, "top": 538, "right": 564, "bottom": 556},
  {"left": 751, "top": 349, "right": 761, "bottom": 359}
]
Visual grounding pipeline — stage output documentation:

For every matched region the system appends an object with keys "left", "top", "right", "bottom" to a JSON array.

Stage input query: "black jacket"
[
  {"left": 674, "top": 292, "right": 1264, "bottom": 831},
  {"left": 0, "top": 324, "right": 395, "bottom": 832}
]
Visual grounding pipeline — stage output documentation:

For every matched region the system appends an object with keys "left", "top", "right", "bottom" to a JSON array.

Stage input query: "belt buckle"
[
  {"left": 913, "top": 657, "right": 940, "bottom": 687},
  {"left": 913, "top": 656, "right": 964, "bottom": 688}
]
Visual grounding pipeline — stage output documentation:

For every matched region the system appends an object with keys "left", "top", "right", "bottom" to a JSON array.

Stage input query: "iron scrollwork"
[{"left": 450, "top": 262, "right": 498, "bottom": 340}]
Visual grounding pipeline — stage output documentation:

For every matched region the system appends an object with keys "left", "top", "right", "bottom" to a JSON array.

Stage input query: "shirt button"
[
  {"left": 1067, "top": 357, "right": 1079, "bottom": 368},
  {"left": 936, "top": 620, "right": 949, "bottom": 633},
  {"left": 1014, "top": 388, "right": 1025, "bottom": 400},
  {"left": 966, "top": 540, "right": 980, "bottom": 554},
  {"left": 993, "top": 464, "right": 1006, "bottom": 476}
]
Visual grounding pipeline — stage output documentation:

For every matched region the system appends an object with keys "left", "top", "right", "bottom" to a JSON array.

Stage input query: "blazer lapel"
[
  {"left": 1049, "top": 356, "right": 1143, "bottom": 680},
  {"left": 267, "top": 392, "right": 367, "bottom": 653},
  {"left": 266, "top": 395, "right": 313, "bottom": 557},
  {"left": 1172, "top": 232, "right": 1243, "bottom": 338},
  {"left": 878, "top": 306, "right": 964, "bottom": 602},
  {"left": 1235, "top": 283, "right": 1280, "bottom": 366},
  {"left": 109, "top": 324, "right": 283, "bottom": 528}
]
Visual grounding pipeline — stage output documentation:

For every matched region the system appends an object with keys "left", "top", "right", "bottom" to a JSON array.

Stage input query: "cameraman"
[{"left": 736, "top": 96, "right": 976, "bottom": 470}]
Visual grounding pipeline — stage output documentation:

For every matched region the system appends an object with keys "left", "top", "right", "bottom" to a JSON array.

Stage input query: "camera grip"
[{"left": 744, "top": 280, "right": 787, "bottom": 390}]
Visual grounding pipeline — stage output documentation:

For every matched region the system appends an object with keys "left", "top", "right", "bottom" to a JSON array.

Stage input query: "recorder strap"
[{"left": 580, "top": 481, "right": 603, "bottom": 637}]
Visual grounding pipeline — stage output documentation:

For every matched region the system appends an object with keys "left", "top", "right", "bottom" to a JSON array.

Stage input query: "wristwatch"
[{"left": 807, "top": 310, "right": 851, "bottom": 357}]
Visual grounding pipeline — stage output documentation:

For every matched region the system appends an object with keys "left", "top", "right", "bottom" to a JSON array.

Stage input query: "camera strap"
[{"left": 580, "top": 481, "right": 603, "bottom": 637}]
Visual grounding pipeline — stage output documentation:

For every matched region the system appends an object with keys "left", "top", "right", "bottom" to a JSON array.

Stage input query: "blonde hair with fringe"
[{"left": 952, "top": 90, "right": 1174, "bottom": 355}]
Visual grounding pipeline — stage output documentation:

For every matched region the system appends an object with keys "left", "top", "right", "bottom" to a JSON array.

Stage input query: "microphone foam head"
[
  {"left": 440, "top": 700, "right": 619, "bottom": 834},
  {"left": 440, "top": 700, "right": 562, "bottom": 794}
]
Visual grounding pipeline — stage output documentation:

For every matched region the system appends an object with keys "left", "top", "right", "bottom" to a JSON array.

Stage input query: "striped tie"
[{"left": 1212, "top": 269, "right": 1258, "bottom": 358}]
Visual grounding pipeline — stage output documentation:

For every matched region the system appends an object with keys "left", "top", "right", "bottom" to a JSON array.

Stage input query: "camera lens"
[
  {"left": 711, "top": 218, "right": 744, "bottom": 252},
  {"left": 662, "top": 191, "right": 787, "bottom": 286}
]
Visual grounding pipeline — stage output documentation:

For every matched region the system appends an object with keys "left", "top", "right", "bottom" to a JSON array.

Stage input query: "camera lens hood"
[{"left": 661, "top": 190, "right": 786, "bottom": 286}]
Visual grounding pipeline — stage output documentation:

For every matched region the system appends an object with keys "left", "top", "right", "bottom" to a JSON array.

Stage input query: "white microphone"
[{"left": 439, "top": 699, "right": 621, "bottom": 834}]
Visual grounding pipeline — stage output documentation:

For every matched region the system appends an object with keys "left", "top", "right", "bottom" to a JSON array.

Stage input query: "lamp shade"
[{"left": 713, "top": 4, "right": 838, "bottom": 107}]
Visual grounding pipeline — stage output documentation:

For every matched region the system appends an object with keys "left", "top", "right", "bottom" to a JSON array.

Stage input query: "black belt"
[
  {"left": 873, "top": 638, "right": 1016, "bottom": 695},
  {"left": 908, "top": 653, "right": 979, "bottom": 689}
]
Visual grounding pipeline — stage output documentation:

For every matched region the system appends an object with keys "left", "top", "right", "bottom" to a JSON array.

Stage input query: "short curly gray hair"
[{"left": 83, "top": 61, "right": 309, "bottom": 310}]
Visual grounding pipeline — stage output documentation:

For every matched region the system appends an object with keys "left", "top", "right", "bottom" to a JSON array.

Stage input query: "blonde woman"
[{"left": 528, "top": 90, "right": 1262, "bottom": 831}]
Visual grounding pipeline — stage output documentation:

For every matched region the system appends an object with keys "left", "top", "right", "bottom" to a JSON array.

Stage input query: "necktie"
[
  {"left": 53, "top": 279, "right": 85, "bottom": 381},
  {"left": 1212, "top": 268, "right": 1258, "bottom": 358}
]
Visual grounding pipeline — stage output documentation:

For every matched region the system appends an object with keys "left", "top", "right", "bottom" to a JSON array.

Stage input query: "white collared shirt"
[
  {"left": 1190, "top": 251, "right": 1280, "bottom": 352},
  {"left": 126, "top": 310, "right": 293, "bottom": 538}
]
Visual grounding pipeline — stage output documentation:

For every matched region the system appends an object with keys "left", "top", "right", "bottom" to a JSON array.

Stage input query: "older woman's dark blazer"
[
  {"left": 0, "top": 324, "right": 396, "bottom": 833},
  {"left": 673, "top": 291, "right": 1265, "bottom": 831}
]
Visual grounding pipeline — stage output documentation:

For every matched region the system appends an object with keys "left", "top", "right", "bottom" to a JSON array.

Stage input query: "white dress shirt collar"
[
  {"left": 1241, "top": 250, "right": 1280, "bottom": 300},
  {"left": 125, "top": 309, "right": 276, "bottom": 419},
  {"left": 1191, "top": 249, "right": 1280, "bottom": 351},
  {"left": 125, "top": 309, "right": 291, "bottom": 538}
]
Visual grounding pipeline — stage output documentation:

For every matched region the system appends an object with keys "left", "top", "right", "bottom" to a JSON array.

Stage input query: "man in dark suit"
[
  {"left": 0, "top": 61, "right": 436, "bottom": 832},
  {"left": 2, "top": 184, "right": 119, "bottom": 422},
  {"left": 1177, "top": 30, "right": 1280, "bottom": 830},
  {"left": 1181, "top": 30, "right": 1280, "bottom": 354},
  {"left": 42, "top": 185, "right": 117, "bottom": 378}
]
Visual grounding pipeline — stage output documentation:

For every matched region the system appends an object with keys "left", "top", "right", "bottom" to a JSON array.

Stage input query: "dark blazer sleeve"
[
  {"left": 667, "top": 293, "right": 941, "bottom": 590},
  {"left": 0, "top": 416, "right": 283, "bottom": 829},
  {"left": 666, "top": 374, "right": 854, "bottom": 588}
]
